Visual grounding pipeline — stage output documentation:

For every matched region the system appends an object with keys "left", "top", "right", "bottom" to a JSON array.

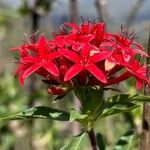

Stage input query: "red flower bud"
[{"left": 47, "top": 86, "right": 68, "bottom": 95}]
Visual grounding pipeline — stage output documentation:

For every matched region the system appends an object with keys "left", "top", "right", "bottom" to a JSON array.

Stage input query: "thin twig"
[
  {"left": 95, "top": 0, "right": 108, "bottom": 23},
  {"left": 69, "top": 0, "right": 79, "bottom": 23},
  {"left": 88, "top": 128, "right": 98, "bottom": 150},
  {"left": 27, "top": 0, "right": 41, "bottom": 150},
  {"left": 140, "top": 26, "right": 150, "bottom": 150},
  {"left": 126, "top": 0, "right": 145, "bottom": 27}
]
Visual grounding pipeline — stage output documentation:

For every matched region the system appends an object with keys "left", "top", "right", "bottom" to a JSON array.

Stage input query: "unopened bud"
[{"left": 47, "top": 86, "right": 68, "bottom": 95}]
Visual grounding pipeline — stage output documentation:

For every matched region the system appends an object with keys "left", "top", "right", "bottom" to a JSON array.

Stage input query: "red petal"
[
  {"left": 133, "top": 49, "right": 149, "bottom": 57},
  {"left": 86, "top": 64, "right": 107, "bottom": 83},
  {"left": 15, "top": 65, "right": 25, "bottom": 75},
  {"left": 22, "top": 63, "right": 42, "bottom": 78},
  {"left": 19, "top": 72, "right": 24, "bottom": 85},
  {"left": 100, "top": 42, "right": 114, "bottom": 47},
  {"left": 72, "top": 43, "right": 83, "bottom": 51},
  {"left": 64, "top": 23, "right": 81, "bottom": 32},
  {"left": 105, "top": 71, "right": 131, "bottom": 86},
  {"left": 81, "top": 24, "right": 89, "bottom": 33},
  {"left": 10, "top": 46, "right": 21, "bottom": 51},
  {"left": 81, "top": 44, "right": 91, "bottom": 57},
  {"left": 128, "top": 68, "right": 148, "bottom": 82},
  {"left": 59, "top": 48, "right": 80, "bottom": 63},
  {"left": 132, "top": 42, "right": 143, "bottom": 50},
  {"left": 136, "top": 79, "right": 143, "bottom": 89},
  {"left": 43, "top": 62, "right": 59, "bottom": 77},
  {"left": 38, "top": 35, "right": 46, "bottom": 58},
  {"left": 64, "top": 64, "right": 83, "bottom": 81},
  {"left": 20, "top": 57, "right": 38, "bottom": 63},
  {"left": 48, "top": 52, "right": 60, "bottom": 60}
]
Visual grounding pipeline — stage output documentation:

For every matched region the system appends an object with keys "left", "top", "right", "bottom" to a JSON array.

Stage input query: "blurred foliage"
[
  {"left": 19, "top": 0, "right": 53, "bottom": 16},
  {"left": 0, "top": 0, "right": 149, "bottom": 150}
]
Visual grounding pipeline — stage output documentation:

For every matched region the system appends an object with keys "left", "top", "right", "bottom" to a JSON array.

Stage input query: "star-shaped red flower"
[
  {"left": 59, "top": 44, "right": 112, "bottom": 83},
  {"left": 20, "top": 35, "right": 60, "bottom": 81}
]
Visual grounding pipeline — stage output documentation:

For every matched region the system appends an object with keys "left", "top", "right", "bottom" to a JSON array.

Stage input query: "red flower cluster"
[{"left": 11, "top": 21, "right": 150, "bottom": 95}]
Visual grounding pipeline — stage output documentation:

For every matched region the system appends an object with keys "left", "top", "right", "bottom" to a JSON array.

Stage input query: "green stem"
[{"left": 88, "top": 128, "right": 98, "bottom": 150}]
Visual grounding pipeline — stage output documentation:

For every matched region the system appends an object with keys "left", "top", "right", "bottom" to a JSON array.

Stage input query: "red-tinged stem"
[
  {"left": 88, "top": 128, "right": 98, "bottom": 150},
  {"left": 105, "top": 71, "right": 132, "bottom": 86},
  {"left": 107, "top": 65, "right": 122, "bottom": 76}
]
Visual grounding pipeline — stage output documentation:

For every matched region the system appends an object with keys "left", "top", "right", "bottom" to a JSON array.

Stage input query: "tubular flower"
[
  {"left": 12, "top": 20, "right": 150, "bottom": 93},
  {"left": 59, "top": 44, "right": 111, "bottom": 83},
  {"left": 12, "top": 35, "right": 60, "bottom": 84}
]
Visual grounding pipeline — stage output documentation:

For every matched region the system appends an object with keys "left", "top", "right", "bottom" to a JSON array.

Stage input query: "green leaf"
[
  {"left": 96, "top": 93, "right": 149, "bottom": 119},
  {"left": 108, "top": 94, "right": 150, "bottom": 103},
  {"left": 0, "top": 106, "right": 70, "bottom": 121},
  {"left": 74, "top": 86, "right": 103, "bottom": 115},
  {"left": 100, "top": 102, "right": 139, "bottom": 118},
  {"left": 61, "top": 132, "right": 88, "bottom": 150},
  {"left": 113, "top": 130, "right": 134, "bottom": 150},
  {"left": 69, "top": 109, "right": 88, "bottom": 122},
  {"left": 96, "top": 133, "right": 105, "bottom": 150}
]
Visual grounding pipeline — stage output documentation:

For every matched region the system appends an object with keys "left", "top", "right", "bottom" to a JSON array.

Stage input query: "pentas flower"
[
  {"left": 13, "top": 35, "right": 60, "bottom": 84},
  {"left": 59, "top": 44, "right": 111, "bottom": 83},
  {"left": 21, "top": 35, "right": 60, "bottom": 78},
  {"left": 64, "top": 21, "right": 110, "bottom": 48},
  {"left": 12, "top": 20, "right": 150, "bottom": 93}
]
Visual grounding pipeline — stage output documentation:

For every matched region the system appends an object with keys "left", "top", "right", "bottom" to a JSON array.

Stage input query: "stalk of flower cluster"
[{"left": 88, "top": 128, "right": 98, "bottom": 150}]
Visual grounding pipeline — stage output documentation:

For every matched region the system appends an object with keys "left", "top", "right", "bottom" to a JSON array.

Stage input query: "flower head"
[{"left": 12, "top": 20, "right": 150, "bottom": 92}]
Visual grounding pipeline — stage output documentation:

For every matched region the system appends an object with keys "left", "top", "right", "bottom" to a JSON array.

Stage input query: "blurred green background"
[{"left": 0, "top": 0, "right": 150, "bottom": 149}]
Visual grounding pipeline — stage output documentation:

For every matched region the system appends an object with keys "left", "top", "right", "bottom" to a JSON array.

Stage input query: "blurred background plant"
[{"left": 0, "top": 0, "right": 150, "bottom": 150}]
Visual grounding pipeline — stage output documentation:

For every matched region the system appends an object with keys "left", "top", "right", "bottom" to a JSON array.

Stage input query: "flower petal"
[
  {"left": 64, "top": 23, "right": 81, "bottom": 32},
  {"left": 133, "top": 48, "right": 149, "bottom": 57},
  {"left": 43, "top": 62, "right": 59, "bottom": 77},
  {"left": 64, "top": 64, "right": 83, "bottom": 81},
  {"left": 59, "top": 48, "right": 80, "bottom": 63},
  {"left": 20, "top": 57, "right": 38, "bottom": 63},
  {"left": 136, "top": 79, "right": 143, "bottom": 89},
  {"left": 105, "top": 71, "right": 131, "bottom": 86},
  {"left": 100, "top": 42, "right": 114, "bottom": 47},
  {"left": 22, "top": 63, "right": 42, "bottom": 78},
  {"left": 47, "top": 52, "right": 61, "bottom": 60},
  {"left": 38, "top": 35, "right": 46, "bottom": 58},
  {"left": 81, "top": 44, "right": 91, "bottom": 57},
  {"left": 132, "top": 42, "right": 143, "bottom": 50},
  {"left": 86, "top": 64, "right": 107, "bottom": 83}
]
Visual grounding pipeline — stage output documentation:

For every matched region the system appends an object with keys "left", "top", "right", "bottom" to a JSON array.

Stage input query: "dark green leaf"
[
  {"left": 113, "top": 130, "right": 134, "bottom": 150},
  {"left": 108, "top": 94, "right": 150, "bottom": 103},
  {"left": 61, "top": 132, "right": 88, "bottom": 150},
  {"left": 96, "top": 93, "right": 149, "bottom": 119},
  {"left": 96, "top": 133, "right": 105, "bottom": 150},
  {"left": 74, "top": 86, "right": 103, "bottom": 115},
  {"left": 100, "top": 102, "right": 139, "bottom": 118},
  {"left": 0, "top": 106, "right": 70, "bottom": 121}
]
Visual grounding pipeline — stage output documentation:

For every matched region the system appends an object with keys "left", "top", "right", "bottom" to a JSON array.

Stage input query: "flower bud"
[{"left": 47, "top": 86, "right": 68, "bottom": 95}]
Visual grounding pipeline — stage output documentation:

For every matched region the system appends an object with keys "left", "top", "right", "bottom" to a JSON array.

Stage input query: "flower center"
[{"left": 80, "top": 57, "right": 90, "bottom": 66}]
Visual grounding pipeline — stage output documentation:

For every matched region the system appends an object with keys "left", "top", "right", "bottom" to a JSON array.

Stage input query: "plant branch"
[
  {"left": 126, "top": 0, "right": 145, "bottom": 27},
  {"left": 140, "top": 26, "right": 150, "bottom": 150},
  {"left": 69, "top": 0, "right": 79, "bottom": 23},
  {"left": 88, "top": 128, "right": 98, "bottom": 150},
  {"left": 95, "top": 0, "right": 108, "bottom": 23}
]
